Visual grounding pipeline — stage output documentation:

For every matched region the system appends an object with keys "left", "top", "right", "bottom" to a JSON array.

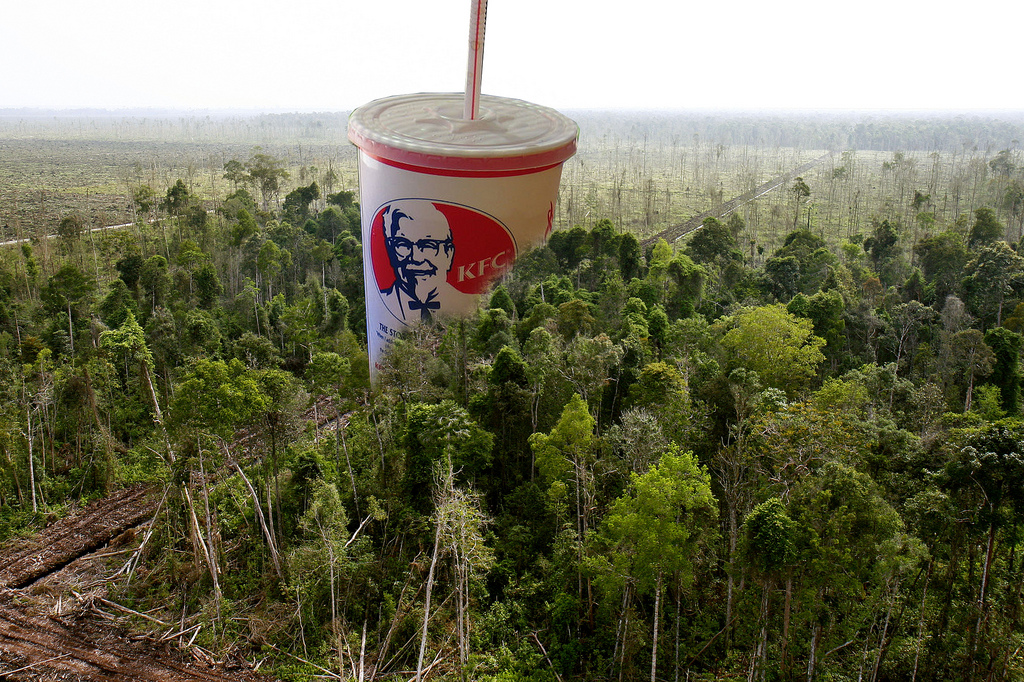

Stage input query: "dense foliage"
[{"left": 3, "top": 129, "right": 1024, "bottom": 681}]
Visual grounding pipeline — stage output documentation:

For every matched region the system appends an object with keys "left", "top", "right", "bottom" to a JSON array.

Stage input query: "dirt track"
[{"left": 0, "top": 485, "right": 274, "bottom": 681}]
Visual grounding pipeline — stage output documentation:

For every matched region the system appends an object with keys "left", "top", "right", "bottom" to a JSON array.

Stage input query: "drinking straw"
[{"left": 464, "top": 0, "right": 488, "bottom": 120}]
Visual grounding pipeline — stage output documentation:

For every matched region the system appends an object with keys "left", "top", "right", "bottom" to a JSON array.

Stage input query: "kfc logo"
[{"left": 370, "top": 199, "right": 517, "bottom": 325}]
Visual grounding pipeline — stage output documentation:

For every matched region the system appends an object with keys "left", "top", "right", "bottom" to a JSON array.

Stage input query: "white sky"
[{"left": 1, "top": 0, "right": 1020, "bottom": 113}]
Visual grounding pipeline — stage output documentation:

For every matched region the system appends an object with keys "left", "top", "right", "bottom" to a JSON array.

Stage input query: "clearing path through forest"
[{"left": 642, "top": 150, "right": 834, "bottom": 247}]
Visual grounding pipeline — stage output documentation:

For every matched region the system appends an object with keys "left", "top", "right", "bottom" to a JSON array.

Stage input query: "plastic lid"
[{"left": 348, "top": 93, "right": 578, "bottom": 173}]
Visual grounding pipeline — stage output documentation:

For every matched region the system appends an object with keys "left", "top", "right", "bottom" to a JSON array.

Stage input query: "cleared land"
[{"left": 0, "top": 486, "right": 274, "bottom": 681}]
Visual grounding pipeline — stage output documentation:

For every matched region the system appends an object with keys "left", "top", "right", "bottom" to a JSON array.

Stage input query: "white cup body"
[{"left": 356, "top": 151, "right": 566, "bottom": 375}]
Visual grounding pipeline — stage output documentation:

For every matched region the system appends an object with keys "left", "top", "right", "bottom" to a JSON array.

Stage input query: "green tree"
[
  {"left": 171, "top": 358, "right": 267, "bottom": 441},
  {"left": 912, "top": 189, "right": 931, "bottom": 211},
  {"left": 968, "top": 207, "right": 1005, "bottom": 249},
  {"left": 864, "top": 219, "right": 902, "bottom": 283},
  {"left": 232, "top": 208, "right": 259, "bottom": 246},
  {"left": 985, "top": 327, "right": 1023, "bottom": 415},
  {"left": 175, "top": 239, "right": 207, "bottom": 301},
  {"left": 740, "top": 497, "right": 796, "bottom": 680},
  {"left": 307, "top": 351, "right": 357, "bottom": 512},
  {"left": 599, "top": 447, "right": 717, "bottom": 682},
  {"left": 961, "top": 241, "right": 1024, "bottom": 326},
  {"left": 810, "top": 288, "right": 848, "bottom": 355},
  {"left": 257, "top": 240, "right": 285, "bottom": 300},
  {"left": 404, "top": 401, "right": 493, "bottom": 510},
  {"left": 187, "top": 205, "right": 208, "bottom": 232},
  {"left": 99, "top": 312, "right": 169, "bottom": 457},
  {"left": 750, "top": 400, "right": 872, "bottom": 496},
  {"left": 132, "top": 184, "right": 157, "bottom": 221},
  {"left": 231, "top": 331, "right": 281, "bottom": 369},
  {"left": 951, "top": 329, "right": 995, "bottom": 411},
  {"left": 20, "top": 244, "right": 39, "bottom": 297},
  {"left": 1001, "top": 180, "right": 1024, "bottom": 234},
  {"left": 558, "top": 334, "right": 623, "bottom": 412},
  {"left": 989, "top": 149, "right": 1017, "bottom": 177},
  {"left": 787, "top": 462, "right": 910, "bottom": 680},
  {"left": 763, "top": 254, "right": 801, "bottom": 301},
  {"left": 326, "top": 189, "right": 355, "bottom": 208},
  {"left": 316, "top": 206, "right": 344, "bottom": 244},
  {"left": 727, "top": 211, "right": 746, "bottom": 241},
  {"left": 915, "top": 231, "right": 969, "bottom": 304},
  {"left": 790, "top": 176, "right": 811, "bottom": 228},
  {"left": 283, "top": 181, "right": 321, "bottom": 224},
  {"left": 247, "top": 150, "right": 289, "bottom": 211},
  {"left": 522, "top": 326, "right": 559, "bottom": 432},
  {"left": 114, "top": 253, "right": 143, "bottom": 295},
  {"left": 322, "top": 288, "right": 349, "bottom": 335},
  {"left": 139, "top": 256, "right": 170, "bottom": 315},
  {"left": 606, "top": 406, "right": 670, "bottom": 476},
  {"left": 41, "top": 264, "right": 95, "bottom": 356},
  {"left": 170, "top": 359, "right": 274, "bottom": 605},
  {"left": 416, "top": 458, "right": 493, "bottom": 682},
  {"left": 98, "top": 278, "right": 138, "bottom": 329},
  {"left": 222, "top": 159, "right": 247, "bottom": 192},
  {"left": 180, "top": 309, "right": 221, "bottom": 358},
  {"left": 548, "top": 226, "right": 590, "bottom": 269},
  {"left": 686, "top": 216, "right": 739, "bottom": 264},
  {"left": 714, "top": 367, "right": 783, "bottom": 644},
  {"left": 160, "top": 179, "right": 191, "bottom": 216},
  {"left": 881, "top": 300, "right": 935, "bottom": 371},
  {"left": 647, "top": 304, "right": 669, "bottom": 356},
  {"left": 628, "top": 361, "right": 686, "bottom": 410},
  {"left": 484, "top": 345, "right": 533, "bottom": 471},
  {"left": 769, "top": 230, "right": 839, "bottom": 296},
  {"left": 666, "top": 253, "right": 705, "bottom": 317},
  {"left": 556, "top": 298, "right": 596, "bottom": 341},
  {"left": 938, "top": 422, "right": 1024, "bottom": 674},
  {"left": 56, "top": 212, "right": 85, "bottom": 251},
  {"left": 720, "top": 304, "right": 826, "bottom": 398},
  {"left": 194, "top": 263, "right": 223, "bottom": 309},
  {"left": 590, "top": 217, "right": 620, "bottom": 257},
  {"left": 287, "top": 478, "right": 368, "bottom": 674},
  {"left": 488, "top": 285, "right": 517, "bottom": 319},
  {"left": 619, "top": 232, "right": 643, "bottom": 281},
  {"left": 530, "top": 394, "right": 598, "bottom": 596}
]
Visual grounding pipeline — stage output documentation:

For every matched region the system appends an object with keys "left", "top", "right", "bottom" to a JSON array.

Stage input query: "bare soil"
[{"left": 0, "top": 485, "right": 157, "bottom": 591}]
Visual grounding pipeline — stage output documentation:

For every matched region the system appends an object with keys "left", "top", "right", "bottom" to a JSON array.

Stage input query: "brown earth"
[
  {"left": 0, "top": 485, "right": 157, "bottom": 591},
  {"left": 0, "top": 485, "right": 276, "bottom": 681}
]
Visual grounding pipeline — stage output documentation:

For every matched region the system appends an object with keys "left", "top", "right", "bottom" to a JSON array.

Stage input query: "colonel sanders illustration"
[{"left": 379, "top": 199, "right": 472, "bottom": 323}]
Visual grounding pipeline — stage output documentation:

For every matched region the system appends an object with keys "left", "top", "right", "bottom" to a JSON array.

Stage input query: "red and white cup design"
[{"left": 348, "top": 93, "right": 578, "bottom": 377}]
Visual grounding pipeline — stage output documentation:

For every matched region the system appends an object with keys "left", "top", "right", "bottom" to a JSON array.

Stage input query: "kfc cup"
[{"left": 347, "top": 92, "right": 578, "bottom": 377}]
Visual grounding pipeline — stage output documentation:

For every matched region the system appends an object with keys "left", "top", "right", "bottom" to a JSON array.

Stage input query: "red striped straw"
[{"left": 464, "top": 0, "right": 488, "bottom": 120}]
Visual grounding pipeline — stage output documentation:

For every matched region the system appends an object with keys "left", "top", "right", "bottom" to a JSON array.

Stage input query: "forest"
[{"left": 2, "top": 108, "right": 1024, "bottom": 680}]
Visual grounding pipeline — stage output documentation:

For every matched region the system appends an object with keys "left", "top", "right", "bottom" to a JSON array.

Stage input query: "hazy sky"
[{"left": 2, "top": 0, "right": 1020, "bottom": 113}]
